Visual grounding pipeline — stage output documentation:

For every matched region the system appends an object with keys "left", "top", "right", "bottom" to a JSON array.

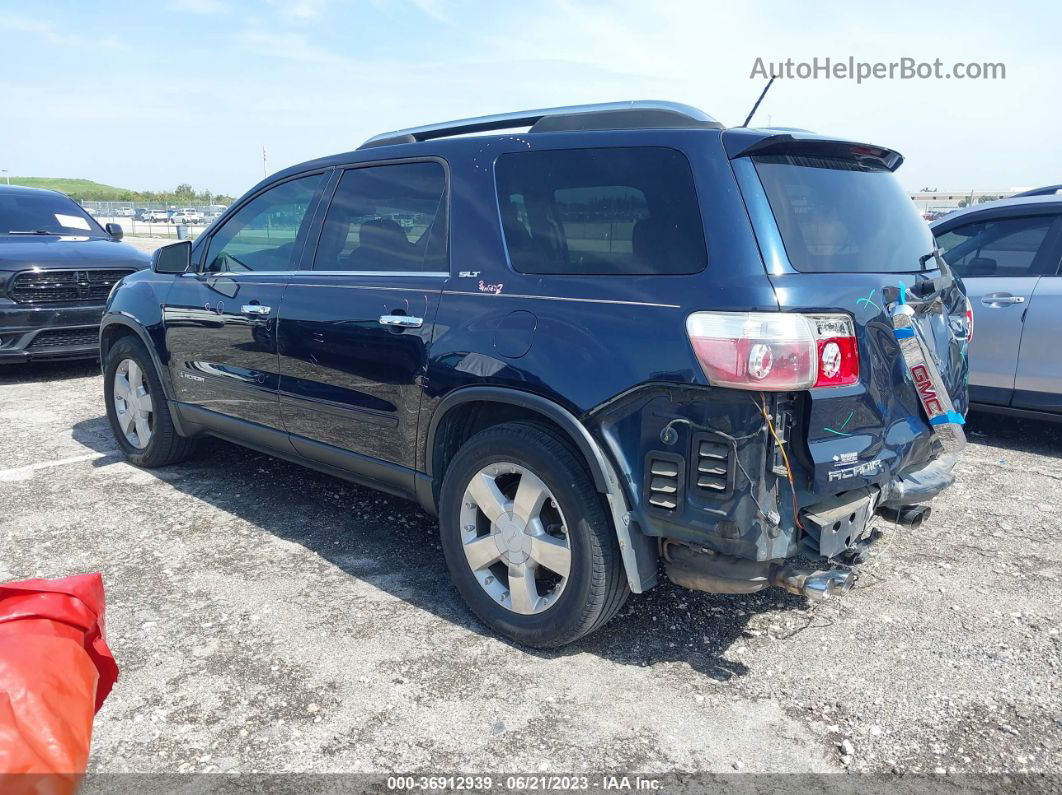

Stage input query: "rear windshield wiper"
[
  {"left": 918, "top": 249, "right": 938, "bottom": 270},
  {"left": 8, "top": 229, "right": 62, "bottom": 235}
]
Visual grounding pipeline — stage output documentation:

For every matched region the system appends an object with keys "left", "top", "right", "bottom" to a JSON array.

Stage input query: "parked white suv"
[
  {"left": 146, "top": 209, "right": 171, "bottom": 222},
  {"left": 171, "top": 208, "right": 204, "bottom": 224}
]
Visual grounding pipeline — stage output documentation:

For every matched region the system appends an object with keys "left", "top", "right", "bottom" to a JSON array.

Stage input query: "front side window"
[
  {"left": 313, "top": 162, "right": 447, "bottom": 273},
  {"left": 204, "top": 174, "right": 322, "bottom": 273},
  {"left": 0, "top": 192, "right": 106, "bottom": 237},
  {"left": 494, "top": 147, "right": 707, "bottom": 275},
  {"left": 936, "top": 215, "right": 1056, "bottom": 277}
]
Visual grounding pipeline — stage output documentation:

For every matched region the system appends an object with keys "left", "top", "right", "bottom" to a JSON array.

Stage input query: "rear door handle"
[
  {"left": 241, "top": 304, "right": 272, "bottom": 316},
  {"left": 981, "top": 294, "right": 1025, "bottom": 305},
  {"left": 379, "top": 314, "right": 423, "bottom": 328}
]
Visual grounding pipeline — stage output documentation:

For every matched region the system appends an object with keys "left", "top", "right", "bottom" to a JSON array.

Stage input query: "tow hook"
[{"left": 769, "top": 564, "right": 857, "bottom": 601}]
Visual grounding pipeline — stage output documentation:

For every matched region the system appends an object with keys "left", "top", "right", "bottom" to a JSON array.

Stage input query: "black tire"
[
  {"left": 104, "top": 336, "right": 197, "bottom": 467},
  {"left": 439, "top": 421, "right": 629, "bottom": 647}
]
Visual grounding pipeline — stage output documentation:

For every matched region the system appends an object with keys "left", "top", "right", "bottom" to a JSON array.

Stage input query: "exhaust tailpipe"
[
  {"left": 770, "top": 565, "right": 858, "bottom": 601},
  {"left": 661, "top": 542, "right": 859, "bottom": 601},
  {"left": 878, "top": 504, "right": 932, "bottom": 529}
]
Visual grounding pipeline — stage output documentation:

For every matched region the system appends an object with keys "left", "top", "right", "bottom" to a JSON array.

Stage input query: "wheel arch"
[
  {"left": 426, "top": 388, "right": 611, "bottom": 492},
  {"left": 424, "top": 386, "right": 657, "bottom": 593},
  {"left": 100, "top": 317, "right": 173, "bottom": 398}
]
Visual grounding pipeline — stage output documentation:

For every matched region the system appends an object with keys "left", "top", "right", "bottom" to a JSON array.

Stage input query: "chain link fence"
[{"left": 79, "top": 200, "right": 230, "bottom": 239}]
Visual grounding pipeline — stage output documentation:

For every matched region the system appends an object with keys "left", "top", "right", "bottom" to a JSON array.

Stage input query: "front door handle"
[
  {"left": 379, "top": 314, "right": 423, "bottom": 328},
  {"left": 981, "top": 294, "right": 1025, "bottom": 306},
  {"left": 241, "top": 304, "right": 272, "bottom": 316}
]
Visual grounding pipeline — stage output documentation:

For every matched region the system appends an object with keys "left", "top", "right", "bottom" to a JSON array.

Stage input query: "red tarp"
[{"left": 0, "top": 573, "right": 118, "bottom": 792}]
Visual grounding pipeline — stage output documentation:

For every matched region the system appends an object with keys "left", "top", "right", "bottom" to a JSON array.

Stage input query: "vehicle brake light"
[
  {"left": 686, "top": 312, "right": 859, "bottom": 391},
  {"left": 809, "top": 314, "right": 859, "bottom": 387}
]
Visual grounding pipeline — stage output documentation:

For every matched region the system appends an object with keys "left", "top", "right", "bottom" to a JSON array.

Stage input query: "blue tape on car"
[
  {"left": 889, "top": 300, "right": 966, "bottom": 455},
  {"left": 930, "top": 411, "right": 966, "bottom": 426}
]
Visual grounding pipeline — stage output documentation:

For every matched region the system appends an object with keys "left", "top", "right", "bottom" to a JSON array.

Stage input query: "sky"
[{"left": 1, "top": 0, "right": 1058, "bottom": 198}]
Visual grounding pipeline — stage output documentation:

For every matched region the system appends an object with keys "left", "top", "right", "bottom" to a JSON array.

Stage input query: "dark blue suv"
[{"left": 100, "top": 101, "right": 970, "bottom": 646}]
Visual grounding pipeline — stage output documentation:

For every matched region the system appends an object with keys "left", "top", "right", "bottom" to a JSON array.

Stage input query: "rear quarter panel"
[{"left": 420, "top": 130, "right": 780, "bottom": 466}]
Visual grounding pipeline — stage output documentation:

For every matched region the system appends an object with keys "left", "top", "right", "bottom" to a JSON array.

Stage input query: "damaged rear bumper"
[{"left": 878, "top": 453, "right": 958, "bottom": 508}]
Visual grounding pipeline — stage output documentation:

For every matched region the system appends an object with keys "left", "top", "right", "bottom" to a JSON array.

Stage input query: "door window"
[
  {"left": 313, "top": 162, "right": 447, "bottom": 273},
  {"left": 204, "top": 174, "right": 323, "bottom": 273},
  {"left": 936, "top": 216, "right": 1056, "bottom": 277}
]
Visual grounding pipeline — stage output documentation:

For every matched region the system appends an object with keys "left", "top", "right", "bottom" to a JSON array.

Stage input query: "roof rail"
[
  {"left": 1011, "top": 184, "right": 1062, "bottom": 198},
  {"left": 358, "top": 100, "right": 721, "bottom": 149}
]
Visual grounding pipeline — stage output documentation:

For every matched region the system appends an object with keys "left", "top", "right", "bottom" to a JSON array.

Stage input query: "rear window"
[
  {"left": 494, "top": 147, "right": 707, "bottom": 275},
  {"left": 753, "top": 154, "right": 934, "bottom": 273}
]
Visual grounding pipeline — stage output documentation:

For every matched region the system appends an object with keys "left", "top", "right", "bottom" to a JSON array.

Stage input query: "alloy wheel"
[
  {"left": 113, "top": 358, "right": 154, "bottom": 449},
  {"left": 459, "top": 462, "right": 572, "bottom": 615}
]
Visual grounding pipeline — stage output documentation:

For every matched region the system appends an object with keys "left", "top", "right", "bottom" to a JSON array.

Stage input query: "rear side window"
[
  {"left": 936, "top": 216, "right": 1057, "bottom": 277},
  {"left": 314, "top": 161, "right": 447, "bottom": 273},
  {"left": 494, "top": 147, "right": 707, "bottom": 275},
  {"left": 753, "top": 154, "right": 934, "bottom": 273}
]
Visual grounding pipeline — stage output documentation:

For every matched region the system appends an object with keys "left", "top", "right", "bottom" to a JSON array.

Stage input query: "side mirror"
[
  {"left": 104, "top": 222, "right": 124, "bottom": 240},
  {"left": 152, "top": 240, "right": 192, "bottom": 274}
]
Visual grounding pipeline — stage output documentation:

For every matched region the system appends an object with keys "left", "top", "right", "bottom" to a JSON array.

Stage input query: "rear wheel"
[
  {"left": 439, "top": 421, "right": 629, "bottom": 647},
  {"left": 104, "top": 336, "right": 197, "bottom": 467}
]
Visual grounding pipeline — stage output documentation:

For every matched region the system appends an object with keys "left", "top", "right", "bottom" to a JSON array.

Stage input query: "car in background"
[
  {"left": 932, "top": 187, "right": 1062, "bottom": 422},
  {"left": 114, "top": 207, "right": 135, "bottom": 217},
  {"left": 146, "top": 209, "right": 171, "bottom": 222},
  {"left": 84, "top": 206, "right": 99, "bottom": 217},
  {"left": 134, "top": 208, "right": 152, "bottom": 221},
  {"left": 0, "top": 185, "right": 150, "bottom": 363},
  {"left": 170, "top": 208, "right": 203, "bottom": 224},
  {"left": 203, "top": 205, "right": 228, "bottom": 222}
]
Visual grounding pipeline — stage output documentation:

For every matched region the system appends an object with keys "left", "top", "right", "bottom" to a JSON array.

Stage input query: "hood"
[{"left": 0, "top": 236, "right": 150, "bottom": 273}]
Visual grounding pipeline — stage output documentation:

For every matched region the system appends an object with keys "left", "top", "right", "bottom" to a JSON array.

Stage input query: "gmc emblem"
[{"left": 911, "top": 364, "right": 944, "bottom": 415}]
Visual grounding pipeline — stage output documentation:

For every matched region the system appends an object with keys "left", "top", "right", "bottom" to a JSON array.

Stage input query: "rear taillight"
[
  {"left": 686, "top": 311, "right": 859, "bottom": 391},
  {"left": 808, "top": 314, "right": 860, "bottom": 387}
]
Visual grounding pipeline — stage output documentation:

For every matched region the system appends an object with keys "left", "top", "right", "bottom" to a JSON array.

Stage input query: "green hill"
[
  {"left": 6, "top": 177, "right": 235, "bottom": 205},
  {"left": 7, "top": 177, "right": 138, "bottom": 201}
]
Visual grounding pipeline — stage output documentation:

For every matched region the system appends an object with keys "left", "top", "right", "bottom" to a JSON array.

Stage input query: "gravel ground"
[{"left": 0, "top": 360, "right": 1059, "bottom": 782}]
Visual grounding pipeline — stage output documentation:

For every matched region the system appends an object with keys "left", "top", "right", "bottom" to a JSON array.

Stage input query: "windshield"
[
  {"left": 753, "top": 154, "right": 933, "bottom": 273},
  {"left": 0, "top": 192, "right": 106, "bottom": 236}
]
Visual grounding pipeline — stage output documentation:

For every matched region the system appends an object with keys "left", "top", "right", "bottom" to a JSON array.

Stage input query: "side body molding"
[{"left": 424, "top": 386, "right": 657, "bottom": 593}]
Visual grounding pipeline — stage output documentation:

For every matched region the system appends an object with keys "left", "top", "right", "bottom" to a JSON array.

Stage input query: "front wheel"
[
  {"left": 104, "top": 336, "right": 198, "bottom": 467},
  {"left": 439, "top": 421, "right": 629, "bottom": 647}
]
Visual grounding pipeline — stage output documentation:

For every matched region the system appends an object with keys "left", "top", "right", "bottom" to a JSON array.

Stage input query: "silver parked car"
[{"left": 932, "top": 187, "right": 1062, "bottom": 422}]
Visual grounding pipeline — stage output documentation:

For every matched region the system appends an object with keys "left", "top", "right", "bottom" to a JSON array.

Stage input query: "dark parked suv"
[
  {"left": 100, "top": 101, "right": 970, "bottom": 646},
  {"left": 1, "top": 185, "right": 149, "bottom": 363}
]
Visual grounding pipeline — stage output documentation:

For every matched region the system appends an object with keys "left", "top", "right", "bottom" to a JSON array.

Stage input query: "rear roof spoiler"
[{"left": 722, "top": 128, "right": 904, "bottom": 171}]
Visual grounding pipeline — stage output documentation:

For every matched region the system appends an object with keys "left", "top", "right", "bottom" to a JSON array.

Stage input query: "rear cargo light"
[{"left": 686, "top": 311, "right": 859, "bottom": 391}]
